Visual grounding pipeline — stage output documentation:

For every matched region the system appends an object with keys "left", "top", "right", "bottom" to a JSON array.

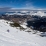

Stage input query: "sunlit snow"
[{"left": 0, "top": 19, "right": 46, "bottom": 46}]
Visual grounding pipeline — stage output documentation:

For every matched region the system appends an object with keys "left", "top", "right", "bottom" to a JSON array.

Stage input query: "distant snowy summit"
[
  {"left": 31, "top": 11, "right": 46, "bottom": 17},
  {"left": 4, "top": 10, "right": 46, "bottom": 17},
  {"left": 5, "top": 11, "right": 30, "bottom": 15}
]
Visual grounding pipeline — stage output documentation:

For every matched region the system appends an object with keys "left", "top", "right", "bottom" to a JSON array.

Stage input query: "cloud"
[
  {"left": 0, "top": 7, "right": 11, "bottom": 12},
  {"left": 21, "top": 1, "right": 46, "bottom": 10},
  {"left": 21, "top": 1, "right": 36, "bottom": 10},
  {"left": 0, "top": 0, "right": 45, "bottom": 12}
]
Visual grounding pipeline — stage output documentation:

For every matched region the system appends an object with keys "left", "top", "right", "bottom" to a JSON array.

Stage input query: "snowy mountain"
[
  {"left": 0, "top": 19, "right": 46, "bottom": 46},
  {"left": 5, "top": 10, "right": 46, "bottom": 17},
  {"left": 5, "top": 11, "right": 30, "bottom": 15}
]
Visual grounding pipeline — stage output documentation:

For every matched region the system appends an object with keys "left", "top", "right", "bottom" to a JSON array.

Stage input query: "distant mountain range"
[
  {"left": 0, "top": 10, "right": 46, "bottom": 17},
  {"left": 4, "top": 10, "right": 46, "bottom": 16}
]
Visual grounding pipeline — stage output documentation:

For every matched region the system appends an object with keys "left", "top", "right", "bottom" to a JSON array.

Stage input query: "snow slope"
[{"left": 0, "top": 19, "right": 46, "bottom": 46}]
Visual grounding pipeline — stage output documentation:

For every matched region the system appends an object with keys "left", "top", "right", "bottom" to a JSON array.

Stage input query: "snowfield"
[{"left": 0, "top": 19, "right": 46, "bottom": 46}]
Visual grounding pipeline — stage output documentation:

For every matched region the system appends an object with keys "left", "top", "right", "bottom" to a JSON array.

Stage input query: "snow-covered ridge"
[
  {"left": 0, "top": 19, "right": 46, "bottom": 46},
  {"left": 31, "top": 11, "right": 46, "bottom": 17},
  {"left": 5, "top": 11, "right": 46, "bottom": 16}
]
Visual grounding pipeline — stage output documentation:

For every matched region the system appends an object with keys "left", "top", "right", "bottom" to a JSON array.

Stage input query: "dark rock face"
[{"left": 27, "top": 15, "right": 46, "bottom": 32}]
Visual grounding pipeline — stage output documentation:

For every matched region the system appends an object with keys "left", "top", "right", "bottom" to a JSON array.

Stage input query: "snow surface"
[{"left": 0, "top": 19, "right": 46, "bottom": 46}]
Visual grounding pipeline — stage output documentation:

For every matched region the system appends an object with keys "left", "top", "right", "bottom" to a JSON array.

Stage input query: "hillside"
[{"left": 0, "top": 19, "right": 46, "bottom": 46}]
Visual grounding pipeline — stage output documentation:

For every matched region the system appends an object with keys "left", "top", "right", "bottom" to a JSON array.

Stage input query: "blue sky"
[{"left": 0, "top": 0, "right": 46, "bottom": 10}]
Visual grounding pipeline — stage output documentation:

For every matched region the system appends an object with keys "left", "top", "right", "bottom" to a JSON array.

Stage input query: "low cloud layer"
[
  {"left": 0, "top": 7, "right": 46, "bottom": 12},
  {"left": 0, "top": 1, "right": 45, "bottom": 12}
]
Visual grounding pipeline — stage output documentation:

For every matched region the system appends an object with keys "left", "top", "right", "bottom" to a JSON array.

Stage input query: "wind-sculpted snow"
[{"left": 0, "top": 19, "right": 46, "bottom": 46}]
